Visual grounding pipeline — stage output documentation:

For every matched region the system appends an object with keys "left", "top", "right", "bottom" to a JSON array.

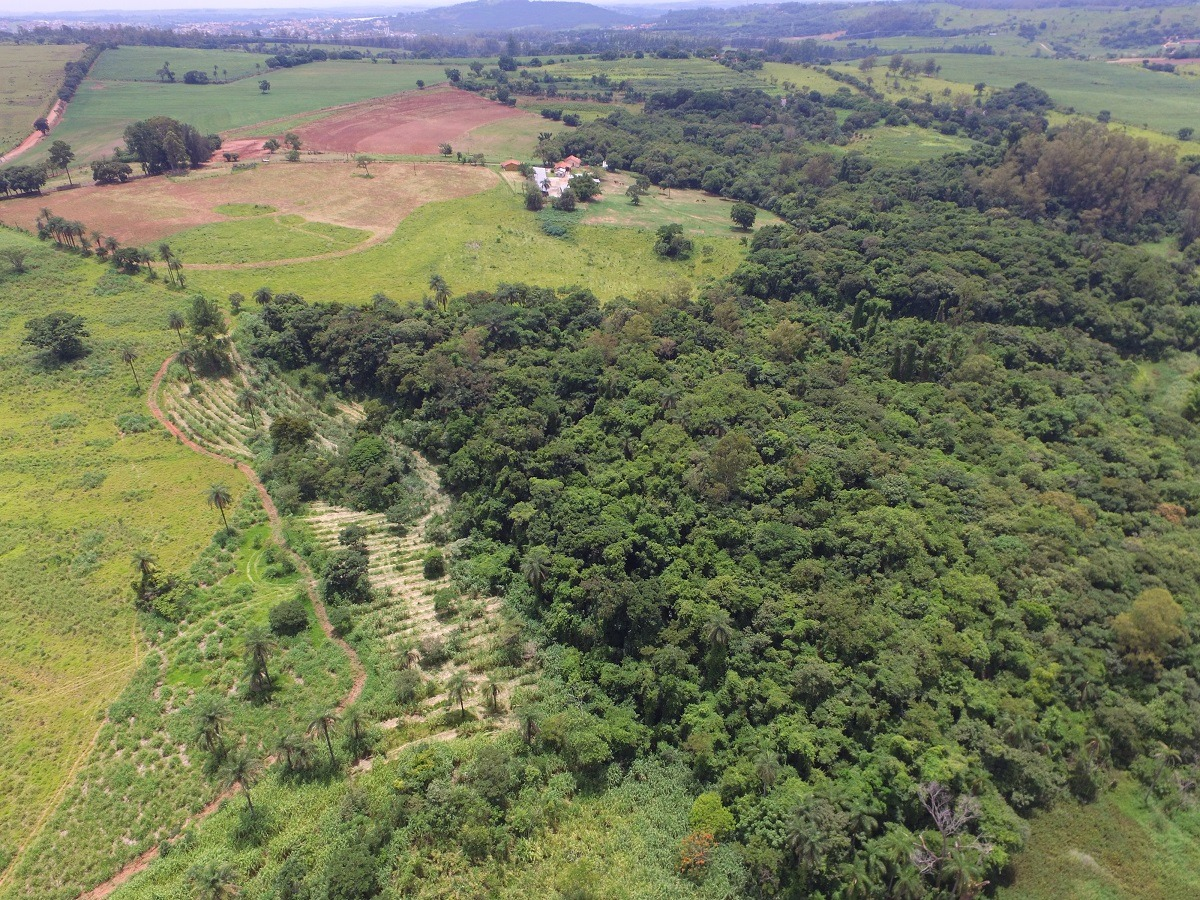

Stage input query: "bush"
[
  {"left": 423, "top": 550, "right": 446, "bottom": 580},
  {"left": 269, "top": 597, "right": 309, "bottom": 635},
  {"left": 328, "top": 606, "right": 353, "bottom": 636}
]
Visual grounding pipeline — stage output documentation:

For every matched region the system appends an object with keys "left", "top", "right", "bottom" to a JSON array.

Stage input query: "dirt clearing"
[
  {"left": 0, "top": 161, "right": 498, "bottom": 246},
  {"left": 293, "top": 85, "right": 534, "bottom": 155}
]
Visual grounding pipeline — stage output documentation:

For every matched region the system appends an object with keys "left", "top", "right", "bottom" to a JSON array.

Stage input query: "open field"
[
  {"left": 999, "top": 777, "right": 1200, "bottom": 900},
  {"left": 88, "top": 46, "right": 274, "bottom": 83},
  {"left": 185, "top": 177, "right": 750, "bottom": 303},
  {"left": 28, "top": 58, "right": 450, "bottom": 165},
  {"left": 546, "top": 55, "right": 765, "bottom": 93},
  {"left": 0, "top": 44, "right": 85, "bottom": 156},
  {"left": 292, "top": 85, "right": 532, "bottom": 155},
  {"left": 583, "top": 171, "right": 783, "bottom": 236},
  {"left": 0, "top": 228, "right": 242, "bottom": 879},
  {"left": 0, "top": 161, "right": 497, "bottom": 252},
  {"left": 831, "top": 54, "right": 1200, "bottom": 135}
]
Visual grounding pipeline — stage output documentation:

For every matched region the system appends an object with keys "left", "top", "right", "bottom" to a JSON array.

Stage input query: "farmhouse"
[{"left": 501, "top": 159, "right": 522, "bottom": 171}]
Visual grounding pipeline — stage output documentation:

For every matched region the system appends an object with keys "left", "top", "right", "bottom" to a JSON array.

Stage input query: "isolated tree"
[
  {"left": 24, "top": 311, "right": 88, "bottom": 361},
  {"left": 484, "top": 676, "right": 503, "bottom": 713},
  {"left": 242, "top": 625, "right": 276, "bottom": 694},
  {"left": 284, "top": 131, "right": 302, "bottom": 151},
  {"left": 446, "top": 671, "right": 475, "bottom": 718},
  {"left": 286, "top": 149, "right": 300, "bottom": 162},
  {"left": 524, "top": 186, "right": 544, "bottom": 211},
  {"left": 309, "top": 710, "right": 339, "bottom": 767},
  {"left": 1, "top": 247, "right": 29, "bottom": 274},
  {"left": 416, "top": 79, "right": 425, "bottom": 89},
  {"left": 168, "top": 310, "right": 186, "bottom": 346},
  {"left": 731, "top": 201, "right": 757, "bottom": 230},
  {"left": 237, "top": 388, "right": 261, "bottom": 428},
  {"left": 222, "top": 747, "right": 262, "bottom": 814},
  {"left": 438, "top": 142, "right": 452, "bottom": 155},
  {"left": 207, "top": 482, "right": 233, "bottom": 531},
  {"left": 259, "top": 79, "right": 271, "bottom": 94},
  {"left": 177, "top": 347, "right": 195, "bottom": 381},
  {"left": 121, "top": 347, "right": 141, "bottom": 390},
  {"left": 186, "top": 862, "right": 238, "bottom": 900},
  {"left": 429, "top": 273, "right": 451, "bottom": 310},
  {"left": 626, "top": 184, "right": 643, "bottom": 205},
  {"left": 191, "top": 696, "right": 230, "bottom": 755},
  {"left": 263, "top": 138, "right": 279, "bottom": 152},
  {"left": 131, "top": 550, "right": 158, "bottom": 603},
  {"left": 33, "top": 116, "right": 49, "bottom": 135},
  {"left": 47, "top": 140, "right": 75, "bottom": 185},
  {"left": 356, "top": 155, "right": 373, "bottom": 177}
]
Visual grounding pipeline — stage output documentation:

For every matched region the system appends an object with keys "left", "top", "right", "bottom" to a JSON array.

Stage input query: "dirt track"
[{"left": 0, "top": 99, "right": 66, "bottom": 165}]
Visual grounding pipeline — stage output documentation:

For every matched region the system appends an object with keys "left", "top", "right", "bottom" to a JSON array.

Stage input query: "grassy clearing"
[
  {"left": 758, "top": 62, "right": 862, "bottom": 96},
  {"left": 583, "top": 172, "right": 782, "bottom": 237},
  {"left": 36, "top": 59, "right": 450, "bottom": 164},
  {"left": 999, "top": 777, "right": 1200, "bottom": 900},
  {"left": 186, "top": 180, "right": 749, "bottom": 304},
  {"left": 0, "top": 228, "right": 241, "bottom": 876},
  {"left": 89, "top": 47, "right": 275, "bottom": 83},
  {"left": 167, "top": 214, "right": 371, "bottom": 265},
  {"left": 831, "top": 55, "right": 1200, "bottom": 136},
  {"left": 3, "top": 512, "right": 353, "bottom": 900},
  {"left": 548, "top": 55, "right": 764, "bottom": 93},
  {"left": 851, "top": 124, "right": 979, "bottom": 163},
  {"left": 0, "top": 44, "right": 85, "bottom": 154}
]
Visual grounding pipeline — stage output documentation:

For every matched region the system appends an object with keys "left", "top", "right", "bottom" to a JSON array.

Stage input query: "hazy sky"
[{"left": 0, "top": 1, "right": 435, "bottom": 13}]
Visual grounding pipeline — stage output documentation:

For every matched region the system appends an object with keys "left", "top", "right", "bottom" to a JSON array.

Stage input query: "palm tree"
[
  {"left": 308, "top": 709, "right": 339, "bottom": 767},
  {"left": 242, "top": 625, "right": 276, "bottom": 694},
  {"left": 484, "top": 676, "right": 503, "bottom": 713},
  {"left": 703, "top": 610, "right": 733, "bottom": 651},
  {"left": 191, "top": 696, "right": 230, "bottom": 755},
  {"left": 186, "top": 861, "right": 239, "bottom": 900},
  {"left": 168, "top": 310, "right": 186, "bottom": 346},
  {"left": 446, "top": 671, "right": 474, "bottom": 718},
  {"left": 1146, "top": 742, "right": 1182, "bottom": 802},
  {"left": 158, "top": 243, "right": 175, "bottom": 286},
  {"left": 222, "top": 747, "right": 262, "bottom": 815},
  {"left": 207, "top": 483, "right": 233, "bottom": 531},
  {"left": 121, "top": 347, "right": 140, "bottom": 390},
  {"left": 131, "top": 549, "right": 157, "bottom": 602},
  {"left": 275, "top": 731, "right": 303, "bottom": 772},
  {"left": 520, "top": 546, "right": 552, "bottom": 591},
  {"left": 252, "top": 285, "right": 273, "bottom": 305},
  {"left": 428, "top": 273, "right": 451, "bottom": 311},
  {"left": 177, "top": 347, "right": 195, "bottom": 382},
  {"left": 753, "top": 751, "right": 780, "bottom": 794},
  {"left": 236, "top": 388, "right": 260, "bottom": 428}
]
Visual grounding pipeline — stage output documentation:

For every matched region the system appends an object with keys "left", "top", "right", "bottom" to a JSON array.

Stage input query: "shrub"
[
  {"left": 269, "top": 597, "right": 309, "bottom": 635},
  {"left": 423, "top": 550, "right": 446, "bottom": 580}
]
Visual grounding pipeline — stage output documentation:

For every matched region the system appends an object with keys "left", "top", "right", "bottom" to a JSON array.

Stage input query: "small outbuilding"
[{"left": 501, "top": 159, "right": 523, "bottom": 171}]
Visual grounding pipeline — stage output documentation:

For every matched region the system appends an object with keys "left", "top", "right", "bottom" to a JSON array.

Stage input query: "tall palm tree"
[
  {"left": 236, "top": 388, "right": 260, "bottom": 428},
  {"left": 177, "top": 347, "right": 195, "bottom": 382},
  {"left": 446, "top": 671, "right": 474, "bottom": 718},
  {"left": 520, "top": 546, "right": 551, "bottom": 591},
  {"left": 242, "top": 625, "right": 276, "bottom": 694},
  {"left": 429, "top": 273, "right": 450, "bottom": 311},
  {"left": 484, "top": 676, "right": 503, "bottom": 713},
  {"left": 158, "top": 243, "right": 176, "bottom": 286},
  {"left": 121, "top": 347, "right": 140, "bottom": 390},
  {"left": 222, "top": 747, "right": 262, "bottom": 815},
  {"left": 191, "top": 696, "right": 230, "bottom": 755},
  {"left": 168, "top": 310, "right": 186, "bottom": 346},
  {"left": 207, "top": 483, "right": 233, "bottom": 531},
  {"left": 308, "top": 709, "right": 339, "bottom": 767},
  {"left": 275, "top": 731, "right": 302, "bottom": 773},
  {"left": 131, "top": 549, "right": 157, "bottom": 601},
  {"left": 703, "top": 610, "right": 733, "bottom": 651}
]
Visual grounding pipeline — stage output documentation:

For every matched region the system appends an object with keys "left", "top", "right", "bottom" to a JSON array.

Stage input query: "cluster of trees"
[
  {"left": 122, "top": 116, "right": 221, "bottom": 175},
  {"left": 0, "top": 165, "right": 47, "bottom": 196},
  {"left": 241, "top": 131, "right": 1200, "bottom": 887}
]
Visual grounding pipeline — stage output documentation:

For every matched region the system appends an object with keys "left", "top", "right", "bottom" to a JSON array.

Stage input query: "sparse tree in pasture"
[
  {"left": 186, "top": 862, "right": 238, "bottom": 900},
  {"left": 24, "top": 311, "right": 88, "bottom": 361},
  {"left": 122, "top": 347, "right": 141, "bottom": 390},
  {"left": 191, "top": 696, "right": 230, "bottom": 756},
  {"left": 731, "top": 201, "right": 757, "bottom": 230},
  {"left": 259, "top": 79, "right": 271, "bottom": 94},
  {"left": 1, "top": 247, "right": 29, "bottom": 274},
  {"left": 168, "top": 310, "right": 186, "bottom": 346},
  {"left": 47, "top": 140, "right": 75, "bottom": 185},
  {"left": 446, "top": 671, "right": 474, "bottom": 718},
  {"left": 207, "top": 482, "right": 233, "bottom": 531},
  {"left": 356, "top": 155, "right": 373, "bottom": 177},
  {"left": 222, "top": 747, "right": 262, "bottom": 814},
  {"left": 242, "top": 625, "right": 276, "bottom": 695},
  {"left": 308, "top": 709, "right": 339, "bottom": 767},
  {"left": 429, "top": 273, "right": 451, "bottom": 310}
]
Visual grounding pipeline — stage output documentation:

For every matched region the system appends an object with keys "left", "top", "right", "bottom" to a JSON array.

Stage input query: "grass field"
[
  {"left": 999, "top": 777, "right": 1200, "bottom": 900},
  {"left": 89, "top": 46, "right": 275, "bottom": 83},
  {"left": 583, "top": 172, "right": 783, "bottom": 237},
  {"left": 0, "top": 228, "right": 242, "bottom": 879},
  {"left": 33, "top": 55, "right": 450, "bottom": 164},
  {"left": 547, "top": 55, "right": 765, "bottom": 93},
  {"left": 186, "top": 176, "right": 750, "bottom": 304},
  {"left": 0, "top": 44, "right": 85, "bottom": 155},
  {"left": 831, "top": 54, "right": 1200, "bottom": 136},
  {"left": 167, "top": 214, "right": 371, "bottom": 265}
]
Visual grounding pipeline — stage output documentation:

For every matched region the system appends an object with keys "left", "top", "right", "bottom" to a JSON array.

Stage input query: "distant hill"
[{"left": 393, "top": 0, "right": 643, "bottom": 32}]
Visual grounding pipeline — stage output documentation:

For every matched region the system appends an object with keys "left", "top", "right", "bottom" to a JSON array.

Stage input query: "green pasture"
[
  {"left": 0, "top": 44, "right": 85, "bottom": 155},
  {"left": 32, "top": 58, "right": 450, "bottom": 164},
  {"left": 832, "top": 54, "right": 1200, "bottom": 135},
  {"left": 0, "top": 228, "right": 240, "bottom": 876},
  {"left": 185, "top": 180, "right": 749, "bottom": 305},
  {"left": 167, "top": 214, "right": 371, "bottom": 265},
  {"left": 89, "top": 46, "right": 275, "bottom": 83},
  {"left": 548, "top": 55, "right": 764, "bottom": 93},
  {"left": 581, "top": 178, "right": 782, "bottom": 237},
  {"left": 4, "top": 516, "right": 352, "bottom": 900},
  {"left": 851, "top": 124, "right": 979, "bottom": 163},
  {"left": 999, "top": 777, "right": 1200, "bottom": 900}
]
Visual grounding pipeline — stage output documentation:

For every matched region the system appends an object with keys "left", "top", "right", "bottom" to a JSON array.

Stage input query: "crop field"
[
  {"left": 0, "top": 161, "right": 496, "bottom": 251},
  {"left": 0, "top": 229, "right": 241, "bottom": 880},
  {"left": 29, "top": 57, "right": 450, "bottom": 164},
  {"left": 88, "top": 46, "right": 275, "bottom": 83},
  {"left": 0, "top": 44, "right": 85, "bottom": 155},
  {"left": 290, "top": 85, "right": 533, "bottom": 155},
  {"left": 546, "top": 55, "right": 765, "bottom": 93},
  {"left": 186, "top": 179, "right": 751, "bottom": 304}
]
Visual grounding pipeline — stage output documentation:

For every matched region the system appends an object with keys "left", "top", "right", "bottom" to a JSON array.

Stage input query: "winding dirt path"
[
  {"left": 74, "top": 353, "right": 367, "bottom": 900},
  {"left": 0, "top": 99, "right": 66, "bottom": 165}
]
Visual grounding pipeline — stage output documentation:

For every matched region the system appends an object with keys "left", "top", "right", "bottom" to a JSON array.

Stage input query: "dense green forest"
[{"left": 235, "top": 87, "right": 1200, "bottom": 894}]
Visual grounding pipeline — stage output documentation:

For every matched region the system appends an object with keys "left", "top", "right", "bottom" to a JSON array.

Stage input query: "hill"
[{"left": 392, "top": 0, "right": 642, "bottom": 32}]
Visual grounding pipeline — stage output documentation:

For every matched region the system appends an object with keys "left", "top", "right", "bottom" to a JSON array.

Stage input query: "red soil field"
[{"left": 295, "top": 85, "right": 531, "bottom": 154}]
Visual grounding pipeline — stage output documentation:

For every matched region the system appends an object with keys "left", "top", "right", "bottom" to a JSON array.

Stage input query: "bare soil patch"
[
  {"left": 295, "top": 85, "right": 533, "bottom": 155},
  {"left": 0, "top": 161, "right": 497, "bottom": 245}
]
